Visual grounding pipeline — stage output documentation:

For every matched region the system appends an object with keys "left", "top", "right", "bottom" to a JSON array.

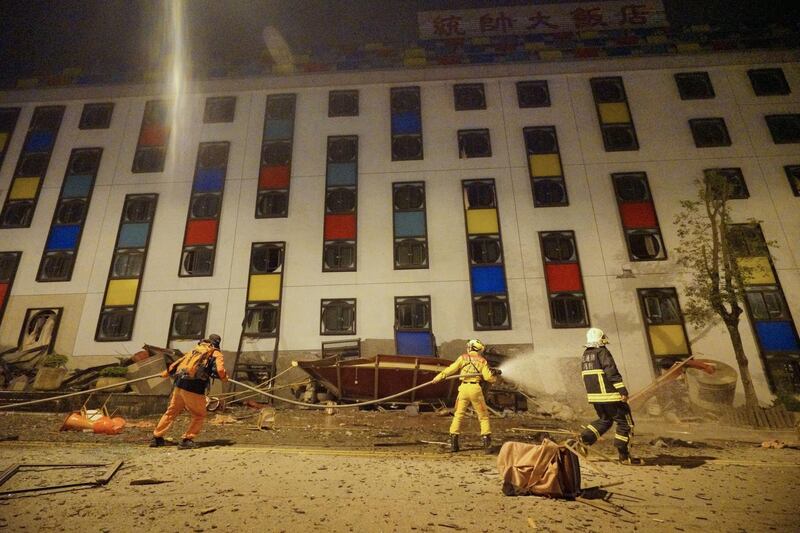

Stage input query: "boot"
[
  {"left": 149, "top": 436, "right": 165, "bottom": 448},
  {"left": 178, "top": 438, "right": 196, "bottom": 450},
  {"left": 449, "top": 434, "right": 460, "bottom": 453},
  {"left": 618, "top": 450, "right": 643, "bottom": 465},
  {"left": 482, "top": 435, "right": 492, "bottom": 454}
]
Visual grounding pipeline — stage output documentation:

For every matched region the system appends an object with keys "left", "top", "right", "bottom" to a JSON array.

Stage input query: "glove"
[
  {"left": 432, "top": 374, "right": 443, "bottom": 384},
  {"left": 490, "top": 368, "right": 502, "bottom": 376}
]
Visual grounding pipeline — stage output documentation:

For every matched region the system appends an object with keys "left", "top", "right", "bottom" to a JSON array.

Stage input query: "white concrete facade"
[{"left": 1, "top": 51, "right": 798, "bottom": 403}]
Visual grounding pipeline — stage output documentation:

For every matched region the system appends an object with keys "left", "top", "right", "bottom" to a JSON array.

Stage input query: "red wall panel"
[
  {"left": 259, "top": 165, "right": 290, "bottom": 189},
  {"left": 620, "top": 201, "right": 657, "bottom": 229},
  {"left": 324, "top": 214, "right": 356, "bottom": 240},
  {"left": 184, "top": 219, "right": 218, "bottom": 246},
  {"left": 545, "top": 263, "right": 583, "bottom": 292}
]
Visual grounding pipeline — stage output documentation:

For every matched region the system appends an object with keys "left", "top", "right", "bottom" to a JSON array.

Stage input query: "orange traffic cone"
[{"left": 60, "top": 411, "right": 94, "bottom": 432}]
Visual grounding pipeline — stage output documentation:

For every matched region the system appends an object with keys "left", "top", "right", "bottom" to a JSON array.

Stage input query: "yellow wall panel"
[
  {"left": 598, "top": 102, "right": 630, "bottom": 124},
  {"left": 0, "top": 132, "right": 8, "bottom": 148},
  {"left": 737, "top": 256, "right": 775, "bottom": 285},
  {"left": 9, "top": 177, "right": 40, "bottom": 200},
  {"left": 529, "top": 154, "right": 562, "bottom": 178},
  {"left": 466, "top": 209, "right": 498, "bottom": 235},
  {"left": 248, "top": 274, "right": 282, "bottom": 302},
  {"left": 105, "top": 279, "right": 139, "bottom": 307},
  {"left": 649, "top": 324, "right": 689, "bottom": 356}
]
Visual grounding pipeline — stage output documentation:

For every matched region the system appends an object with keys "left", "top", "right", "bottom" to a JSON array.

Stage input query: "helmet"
[
  {"left": 208, "top": 334, "right": 222, "bottom": 348},
  {"left": 466, "top": 339, "right": 485, "bottom": 354},
  {"left": 585, "top": 328, "right": 608, "bottom": 347}
]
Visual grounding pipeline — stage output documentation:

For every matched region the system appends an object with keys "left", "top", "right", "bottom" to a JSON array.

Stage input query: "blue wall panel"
[
  {"left": 193, "top": 168, "right": 225, "bottom": 192},
  {"left": 117, "top": 223, "right": 151, "bottom": 248},
  {"left": 391, "top": 112, "right": 421, "bottom": 134},
  {"left": 471, "top": 265, "right": 507, "bottom": 294},
  {"left": 394, "top": 211, "right": 426, "bottom": 237},
  {"left": 62, "top": 175, "right": 93, "bottom": 198},
  {"left": 45, "top": 224, "right": 81, "bottom": 250},
  {"left": 756, "top": 321, "right": 800, "bottom": 352},
  {"left": 326, "top": 163, "right": 357, "bottom": 186},
  {"left": 396, "top": 330, "right": 435, "bottom": 356}
]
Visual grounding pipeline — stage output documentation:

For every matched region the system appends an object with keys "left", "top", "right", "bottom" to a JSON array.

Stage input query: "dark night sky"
[{"left": 1, "top": 0, "right": 798, "bottom": 84}]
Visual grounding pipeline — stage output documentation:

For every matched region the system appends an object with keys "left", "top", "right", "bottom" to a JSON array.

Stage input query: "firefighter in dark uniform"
[{"left": 578, "top": 328, "right": 639, "bottom": 464}]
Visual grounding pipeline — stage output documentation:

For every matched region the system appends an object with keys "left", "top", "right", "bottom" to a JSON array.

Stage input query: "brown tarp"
[{"left": 496, "top": 439, "right": 580, "bottom": 498}]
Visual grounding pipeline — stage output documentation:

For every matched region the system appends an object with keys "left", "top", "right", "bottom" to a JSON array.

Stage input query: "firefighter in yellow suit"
[{"left": 432, "top": 339, "right": 499, "bottom": 453}]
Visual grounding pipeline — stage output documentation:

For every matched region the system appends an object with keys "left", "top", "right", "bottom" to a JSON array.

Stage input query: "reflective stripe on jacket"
[
  {"left": 435, "top": 352, "right": 496, "bottom": 384},
  {"left": 581, "top": 346, "right": 628, "bottom": 403},
  {"left": 161, "top": 342, "right": 227, "bottom": 394}
]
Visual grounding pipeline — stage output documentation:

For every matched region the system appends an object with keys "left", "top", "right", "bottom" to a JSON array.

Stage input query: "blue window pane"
[
  {"left": 62, "top": 175, "right": 94, "bottom": 198},
  {"left": 756, "top": 321, "right": 800, "bottom": 352},
  {"left": 193, "top": 168, "right": 225, "bottom": 192},
  {"left": 396, "top": 331, "right": 435, "bottom": 356},
  {"left": 391, "top": 112, "right": 421, "bottom": 135},
  {"left": 264, "top": 119, "right": 293, "bottom": 140},
  {"left": 117, "top": 223, "right": 150, "bottom": 248},
  {"left": 471, "top": 265, "right": 507, "bottom": 294},
  {"left": 25, "top": 131, "right": 55, "bottom": 152},
  {"left": 394, "top": 211, "right": 426, "bottom": 237},
  {"left": 46, "top": 224, "right": 81, "bottom": 250},
  {"left": 326, "top": 163, "right": 357, "bottom": 186}
]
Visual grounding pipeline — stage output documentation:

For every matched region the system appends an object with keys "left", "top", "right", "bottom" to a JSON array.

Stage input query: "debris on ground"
[
  {"left": 209, "top": 414, "right": 240, "bottom": 425},
  {"left": 650, "top": 437, "right": 705, "bottom": 448},
  {"left": 130, "top": 478, "right": 172, "bottom": 486},
  {"left": 760, "top": 440, "right": 787, "bottom": 449},
  {"left": 529, "top": 399, "right": 576, "bottom": 421}
]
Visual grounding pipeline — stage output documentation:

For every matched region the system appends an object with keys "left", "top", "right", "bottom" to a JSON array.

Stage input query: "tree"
[{"left": 673, "top": 171, "right": 768, "bottom": 410}]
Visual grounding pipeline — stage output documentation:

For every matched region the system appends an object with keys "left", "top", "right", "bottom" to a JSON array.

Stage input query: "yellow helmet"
[{"left": 466, "top": 339, "right": 485, "bottom": 354}]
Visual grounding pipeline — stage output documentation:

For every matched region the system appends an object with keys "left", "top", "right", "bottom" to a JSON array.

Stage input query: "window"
[
  {"left": 390, "top": 86, "right": 423, "bottom": 161},
  {"left": 765, "top": 114, "right": 800, "bottom": 144},
  {"left": 329, "top": 90, "right": 359, "bottom": 117},
  {"left": 393, "top": 184, "right": 424, "bottom": 210},
  {"left": 1, "top": 201, "right": 34, "bottom": 227},
  {"left": 748, "top": 68, "right": 790, "bottom": 96},
  {"left": 321, "top": 299, "right": 356, "bottom": 335},
  {"left": 326, "top": 189, "right": 356, "bottom": 213},
  {"left": 244, "top": 303, "right": 279, "bottom": 336},
  {"left": 169, "top": 303, "right": 208, "bottom": 341},
  {"left": 785, "top": 165, "right": 800, "bottom": 196},
  {"left": 674, "top": 72, "right": 714, "bottom": 100},
  {"left": 328, "top": 137, "right": 357, "bottom": 164},
  {"left": 524, "top": 126, "right": 568, "bottom": 207},
  {"left": 31, "top": 107, "right": 64, "bottom": 131},
  {"left": 79, "top": 103, "right": 114, "bottom": 129},
  {"left": 516, "top": 80, "right": 550, "bottom": 108},
  {"left": 590, "top": 77, "right": 639, "bottom": 152},
  {"left": 19, "top": 153, "right": 49, "bottom": 176},
  {"left": 689, "top": 118, "right": 732, "bottom": 147},
  {"left": 256, "top": 191, "right": 288, "bottom": 218},
  {"left": 190, "top": 194, "right": 221, "bottom": 219},
  {"left": 395, "top": 296, "right": 431, "bottom": 330},
  {"left": 124, "top": 195, "right": 156, "bottom": 223},
  {"left": 454, "top": 84, "right": 486, "bottom": 111},
  {"left": 541, "top": 234, "right": 576, "bottom": 262},
  {"left": 251, "top": 243, "right": 283, "bottom": 273},
  {"left": 629, "top": 231, "right": 666, "bottom": 260},
  {"left": 394, "top": 239, "right": 427, "bottom": 268},
  {"left": 132, "top": 147, "right": 166, "bottom": 173},
  {"left": 458, "top": 129, "right": 491, "bottom": 158},
  {"left": 96, "top": 309, "right": 135, "bottom": 341},
  {"left": 112, "top": 250, "right": 144, "bottom": 278},
  {"left": 474, "top": 296, "right": 510, "bottom": 329},
  {"left": 180, "top": 247, "right": 214, "bottom": 276},
  {"left": 727, "top": 225, "right": 769, "bottom": 257},
  {"left": 746, "top": 289, "right": 789, "bottom": 321},
  {"left": 262, "top": 140, "right": 292, "bottom": 165},
  {"left": 55, "top": 199, "right": 86, "bottom": 224},
  {"left": 198, "top": 142, "right": 229, "bottom": 168},
  {"left": 465, "top": 181, "right": 496, "bottom": 208},
  {"left": 38, "top": 252, "right": 75, "bottom": 281},
  {"left": 393, "top": 182, "right": 428, "bottom": 270},
  {"left": 203, "top": 97, "right": 236, "bottom": 123},
  {"left": 19, "top": 308, "right": 62, "bottom": 351},
  {"left": 0, "top": 107, "right": 20, "bottom": 170},
  {"left": 70, "top": 149, "right": 101, "bottom": 174},
  {"left": 468, "top": 237, "right": 501, "bottom": 265},
  {"left": 704, "top": 168, "right": 749, "bottom": 199},
  {"left": 550, "top": 295, "right": 588, "bottom": 328},
  {"left": 637, "top": 288, "right": 691, "bottom": 360},
  {"left": 323, "top": 242, "right": 356, "bottom": 270}
]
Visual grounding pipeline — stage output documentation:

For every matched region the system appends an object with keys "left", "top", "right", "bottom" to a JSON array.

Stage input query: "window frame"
[
  {"left": 394, "top": 295, "right": 432, "bottom": 331},
  {"left": 392, "top": 181, "right": 428, "bottom": 270},
  {"left": 590, "top": 76, "right": 639, "bottom": 152},
  {"left": 703, "top": 168, "right": 749, "bottom": 199},
  {"left": 765, "top": 114, "right": 800, "bottom": 144},
  {"left": 390, "top": 86, "right": 423, "bottom": 162},
  {"left": 636, "top": 287, "right": 692, "bottom": 361},
  {"left": 747, "top": 68, "right": 791, "bottom": 97},
  {"left": 612, "top": 172, "right": 668, "bottom": 262},
  {"left": 457, "top": 128, "right": 492, "bottom": 159}
]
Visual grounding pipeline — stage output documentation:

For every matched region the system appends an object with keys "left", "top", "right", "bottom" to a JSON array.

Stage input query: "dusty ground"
[{"left": 0, "top": 408, "right": 798, "bottom": 532}]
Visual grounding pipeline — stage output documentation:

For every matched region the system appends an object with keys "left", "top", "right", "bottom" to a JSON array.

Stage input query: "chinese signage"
[{"left": 419, "top": 1, "right": 668, "bottom": 39}]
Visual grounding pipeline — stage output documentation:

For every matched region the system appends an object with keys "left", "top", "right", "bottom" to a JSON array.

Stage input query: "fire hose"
[{"left": 0, "top": 373, "right": 481, "bottom": 411}]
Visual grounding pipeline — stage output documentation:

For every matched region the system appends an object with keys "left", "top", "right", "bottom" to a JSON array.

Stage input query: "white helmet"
[
  {"left": 466, "top": 339, "right": 485, "bottom": 354},
  {"left": 585, "top": 328, "right": 609, "bottom": 347}
]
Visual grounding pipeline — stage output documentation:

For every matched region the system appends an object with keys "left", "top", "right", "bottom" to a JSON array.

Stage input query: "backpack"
[
  {"left": 172, "top": 343, "right": 216, "bottom": 382},
  {"left": 497, "top": 440, "right": 582, "bottom": 499}
]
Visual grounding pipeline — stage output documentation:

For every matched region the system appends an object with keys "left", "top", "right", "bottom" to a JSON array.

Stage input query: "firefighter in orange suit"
[
  {"left": 150, "top": 334, "right": 227, "bottom": 449},
  {"left": 432, "top": 339, "right": 499, "bottom": 453},
  {"left": 578, "top": 328, "right": 639, "bottom": 464}
]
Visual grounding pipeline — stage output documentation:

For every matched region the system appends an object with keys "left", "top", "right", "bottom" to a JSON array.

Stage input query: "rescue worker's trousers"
[
  {"left": 153, "top": 388, "right": 207, "bottom": 440},
  {"left": 449, "top": 382, "right": 491, "bottom": 436},
  {"left": 580, "top": 401, "right": 634, "bottom": 454}
]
